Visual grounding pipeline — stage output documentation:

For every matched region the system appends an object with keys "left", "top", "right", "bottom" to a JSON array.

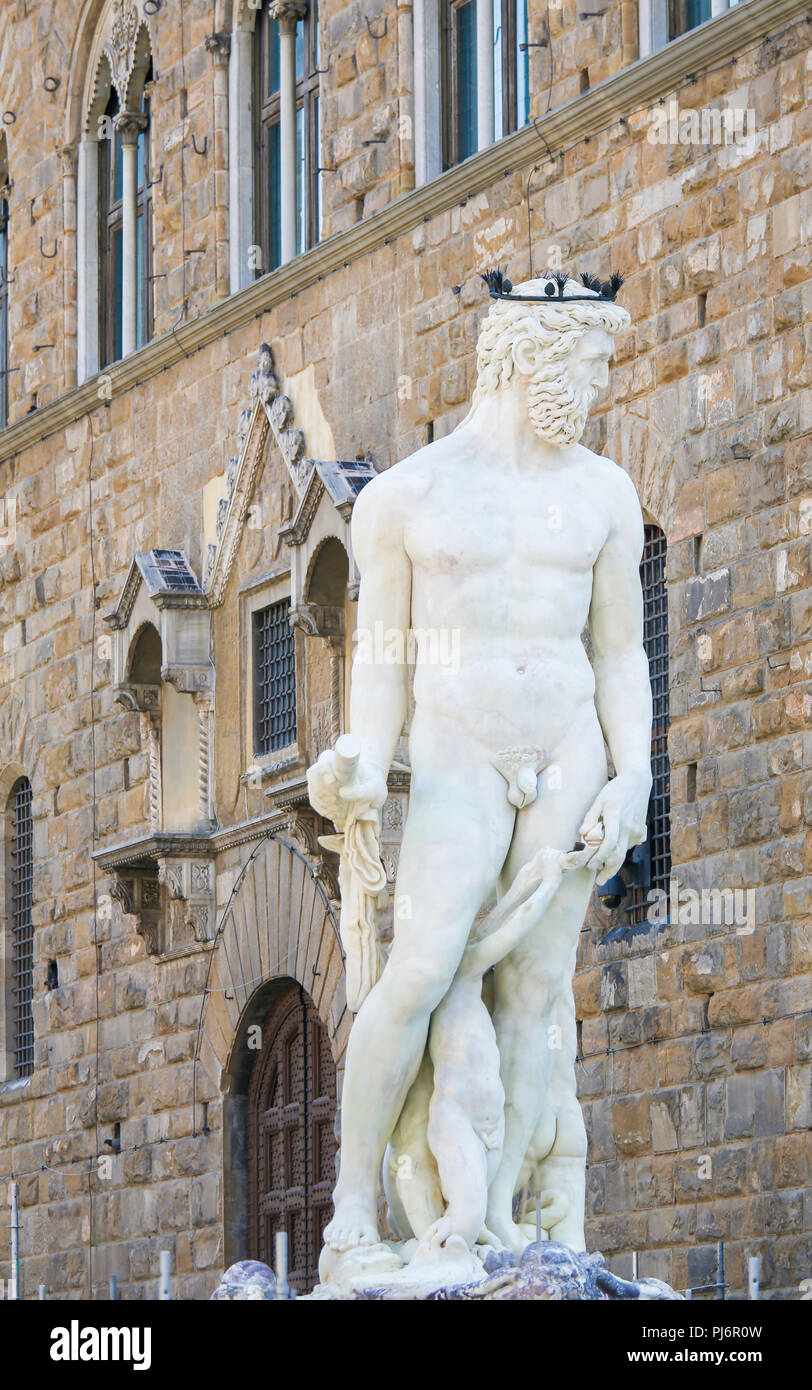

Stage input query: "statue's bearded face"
[{"left": 522, "top": 327, "right": 615, "bottom": 447}]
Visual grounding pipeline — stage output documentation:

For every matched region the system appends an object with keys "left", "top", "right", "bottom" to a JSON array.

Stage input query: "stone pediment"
[{"left": 203, "top": 342, "right": 376, "bottom": 609}]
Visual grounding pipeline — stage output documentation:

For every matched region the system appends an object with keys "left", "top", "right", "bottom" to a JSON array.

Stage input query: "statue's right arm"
[{"left": 348, "top": 473, "right": 412, "bottom": 779}]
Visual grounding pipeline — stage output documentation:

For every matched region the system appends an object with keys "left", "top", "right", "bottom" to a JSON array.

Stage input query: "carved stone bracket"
[{"left": 93, "top": 834, "right": 215, "bottom": 958}]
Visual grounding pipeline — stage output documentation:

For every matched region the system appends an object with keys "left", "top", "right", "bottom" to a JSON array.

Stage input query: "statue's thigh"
[{"left": 390, "top": 774, "right": 514, "bottom": 963}]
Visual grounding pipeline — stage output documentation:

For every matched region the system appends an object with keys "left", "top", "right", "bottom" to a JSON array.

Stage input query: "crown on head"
[{"left": 481, "top": 268, "right": 624, "bottom": 304}]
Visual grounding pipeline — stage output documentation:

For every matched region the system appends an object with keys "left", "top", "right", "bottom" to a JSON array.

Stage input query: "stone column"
[
  {"left": 115, "top": 111, "right": 148, "bottom": 358},
  {"left": 476, "top": 0, "right": 494, "bottom": 152},
  {"left": 57, "top": 145, "right": 78, "bottom": 389},
  {"left": 228, "top": 22, "right": 254, "bottom": 290},
  {"left": 414, "top": 0, "right": 442, "bottom": 186},
  {"left": 206, "top": 32, "right": 231, "bottom": 301},
  {"left": 271, "top": 1, "right": 308, "bottom": 265},
  {"left": 76, "top": 137, "right": 100, "bottom": 380}
]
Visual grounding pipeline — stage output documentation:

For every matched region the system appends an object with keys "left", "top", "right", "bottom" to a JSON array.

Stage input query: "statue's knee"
[{"left": 387, "top": 956, "right": 452, "bottom": 1019}]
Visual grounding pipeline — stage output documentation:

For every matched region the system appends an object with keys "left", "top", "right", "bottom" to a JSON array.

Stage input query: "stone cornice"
[{"left": 0, "top": 0, "right": 804, "bottom": 467}]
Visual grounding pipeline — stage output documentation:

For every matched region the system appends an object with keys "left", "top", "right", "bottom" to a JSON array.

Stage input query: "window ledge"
[
  {"left": 0, "top": 1075, "right": 31, "bottom": 1098},
  {"left": 0, "top": 0, "right": 803, "bottom": 468}
]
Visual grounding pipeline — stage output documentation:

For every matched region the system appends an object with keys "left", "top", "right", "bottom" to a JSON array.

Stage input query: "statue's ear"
[{"left": 512, "top": 332, "right": 539, "bottom": 378}]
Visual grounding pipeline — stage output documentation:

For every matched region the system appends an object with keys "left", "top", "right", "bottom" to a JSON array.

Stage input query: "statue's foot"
[
  {"left": 484, "top": 1210, "right": 530, "bottom": 1257},
  {"left": 324, "top": 1198, "right": 380, "bottom": 1252}
]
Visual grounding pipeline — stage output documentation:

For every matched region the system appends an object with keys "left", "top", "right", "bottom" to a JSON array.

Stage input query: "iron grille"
[
  {"left": 253, "top": 601, "right": 297, "bottom": 756},
  {"left": 10, "top": 778, "right": 34, "bottom": 1077},
  {"left": 629, "top": 526, "right": 671, "bottom": 926}
]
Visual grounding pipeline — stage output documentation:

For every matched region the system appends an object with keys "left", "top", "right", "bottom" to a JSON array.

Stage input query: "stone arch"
[
  {"left": 199, "top": 834, "right": 346, "bottom": 1264},
  {"left": 304, "top": 535, "right": 349, "bottom": 608},
  {"left": 126, "top": 619, "right": 162, "bottom": 683},
  {"left": 198, "top": 835, "right": 346, "bottom": 1101},
  {"left": 66, "top": 0, "right": 157, "bottom": 142},
  {"left": 609, "top": 405, "right": 681, "bottom": 540},
  {"left": 0, "top": 694, "right": 42, "bottom": 797}
]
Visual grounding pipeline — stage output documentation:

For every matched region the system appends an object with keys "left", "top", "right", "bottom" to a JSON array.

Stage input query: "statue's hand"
[
  {"left": 307, "top": 748, "right": 388, "bottom": 831},
  {"left": 578, "top": 772, "right": 650, "bottom": 885}
]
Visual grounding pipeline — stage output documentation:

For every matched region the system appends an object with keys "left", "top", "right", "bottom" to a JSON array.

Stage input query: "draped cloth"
[{"left": 320, "top": 808, "right": 388, "bottom": 1013}]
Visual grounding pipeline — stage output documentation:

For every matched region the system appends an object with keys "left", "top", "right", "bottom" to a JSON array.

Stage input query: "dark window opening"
[
  {"left": 669, "top": 0, "right": 712, "bottom": 40},
  {"left": 628, "top": 525, "right": 671, "bottom": 925},
  {"left": 9, "top": 777, "right": 34, "bottom": 1078},
  {"left": 99, "top": 67, "right": 153, "bottom": 367},
  {"left": 253, "top": 601, "right": 297, "bottom": 757}
]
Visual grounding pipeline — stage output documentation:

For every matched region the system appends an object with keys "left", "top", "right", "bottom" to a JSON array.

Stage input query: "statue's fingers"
[{"left": 586, "top": 807, "right": 618, "bottom": 863}]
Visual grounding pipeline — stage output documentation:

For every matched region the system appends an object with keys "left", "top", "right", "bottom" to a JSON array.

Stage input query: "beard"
[{"left": 525, "top": 366, "right": 597, "bottom": 446}]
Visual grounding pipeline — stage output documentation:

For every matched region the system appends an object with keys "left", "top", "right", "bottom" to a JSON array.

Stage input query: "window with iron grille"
[
  {"left": 253, "top": 601, "right": 297, "bottom": 757},
  {"left": 9, "top": 777, "right": 34, "bottom": 1078},
  {"left": 628, "top": 526, "right": 671, "bottom": 925}
]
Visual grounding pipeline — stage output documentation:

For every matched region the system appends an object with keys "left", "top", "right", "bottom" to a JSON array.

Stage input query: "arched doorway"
[{"left": 247, "top": 980, "right": 338, "bottom": 1292}]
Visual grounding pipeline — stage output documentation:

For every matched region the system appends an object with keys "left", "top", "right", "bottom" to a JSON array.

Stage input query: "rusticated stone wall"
[{"left": 0, "top": 0, "right": 809, "bottom": 1300}]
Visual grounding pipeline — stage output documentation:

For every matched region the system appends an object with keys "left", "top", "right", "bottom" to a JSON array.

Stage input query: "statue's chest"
[{"left": 405, "top": 477, "right": 607, "bottom": 577}]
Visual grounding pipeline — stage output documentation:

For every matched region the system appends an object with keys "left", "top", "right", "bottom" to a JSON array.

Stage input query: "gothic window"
[
  {"left": 99, "top": 75, "right": 153, "bottom": 367},
  {"left": 253, "top": 600, "right": 297, "bottom": 756},
  {"left": 255, "top": 1, "right": 321, "bottom": 275},
  {"left": 248, "top": 982, "right": 337, "bottom": 1293},
  {"left": 76, "top": 2, "right": 154, "bottom": 380},
  {"left": 628, "top": 525, "right": 671, "bottom": 926},
  {"left": 7, "top": 778, "right": 34, "bottom": 1079}
]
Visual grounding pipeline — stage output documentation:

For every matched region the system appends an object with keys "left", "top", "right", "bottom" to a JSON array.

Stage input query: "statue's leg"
[
  {"left": 387, "top": 1048, "right": 444, "bottom": 1241},
  {"left": 325, "top": 717, "right": 514, "bottom": 1253},
  {"left": 485, "top": 709, "right": 605, "bottom": 1254},
  {"left": 532, "top": 977, "right": 588, "bottom": 1248},
  {"left": 426, "top": 1097, "right": 489, "bottom": 1250}
]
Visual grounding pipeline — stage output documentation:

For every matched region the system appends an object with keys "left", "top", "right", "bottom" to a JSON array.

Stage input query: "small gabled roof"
[{"left": 104, "top": 550, "right": 204, "bottom": 630}]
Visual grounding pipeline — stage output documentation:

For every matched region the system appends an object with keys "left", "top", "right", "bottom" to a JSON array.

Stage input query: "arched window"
[
  {"left": 7, "top": 778, "right": 34, "bottom": 1078},
  {"left": 76, "top": 3, "right": 154, "bottom": 379},
  {"left": 0, "top": 132, "right": 10, "bottom": 428},
  {"left": 98, "top": 70, "right": 153, "bottom": 366}
]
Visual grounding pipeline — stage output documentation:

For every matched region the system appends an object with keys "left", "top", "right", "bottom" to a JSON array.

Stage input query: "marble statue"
[{"left": 307, "top": 269, "right": 653, "bottom": 1295}]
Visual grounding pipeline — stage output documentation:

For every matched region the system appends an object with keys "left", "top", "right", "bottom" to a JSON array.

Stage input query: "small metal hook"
[
  {"left": 313, "top": 52, "right": 331, "bottom": 75},
  {"left": 365, "top": 15, "right": 387, "bottom": 39},
  {"left": 39, "top": 237, "right": 58, "bottom": 259},
  {"left": 189, "top": 132, "right": 208, "bottom": 156},
  {"left": 146, "top": 164, "right": 164, "bottom": 188}
]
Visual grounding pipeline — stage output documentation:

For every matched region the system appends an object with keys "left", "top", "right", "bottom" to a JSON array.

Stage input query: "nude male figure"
[{"left": 307, "top": 272, "right": 652, "bottom": 1268}]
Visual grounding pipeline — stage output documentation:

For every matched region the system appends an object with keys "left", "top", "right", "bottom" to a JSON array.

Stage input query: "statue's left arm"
[{"left": 581, "top": 469, "right": 653, "bottom": 884}]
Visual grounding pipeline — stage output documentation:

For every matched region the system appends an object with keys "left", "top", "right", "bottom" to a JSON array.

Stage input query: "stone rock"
[
  {"left": 210, "top": 1259, "right": 278, "bottom": 1300},
  {"left": 326, "top": 1244, "right": 683, "bottom": 1301}
]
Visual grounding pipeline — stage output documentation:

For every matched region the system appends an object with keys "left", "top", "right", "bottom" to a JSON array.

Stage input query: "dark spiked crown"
[{"left": 481, "top": 268, "right": 624, "bottom": 303}]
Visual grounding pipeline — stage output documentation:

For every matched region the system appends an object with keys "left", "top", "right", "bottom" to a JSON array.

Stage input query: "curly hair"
[{"left": 472, "top": 277, "right": 631, "bottom": 406}]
